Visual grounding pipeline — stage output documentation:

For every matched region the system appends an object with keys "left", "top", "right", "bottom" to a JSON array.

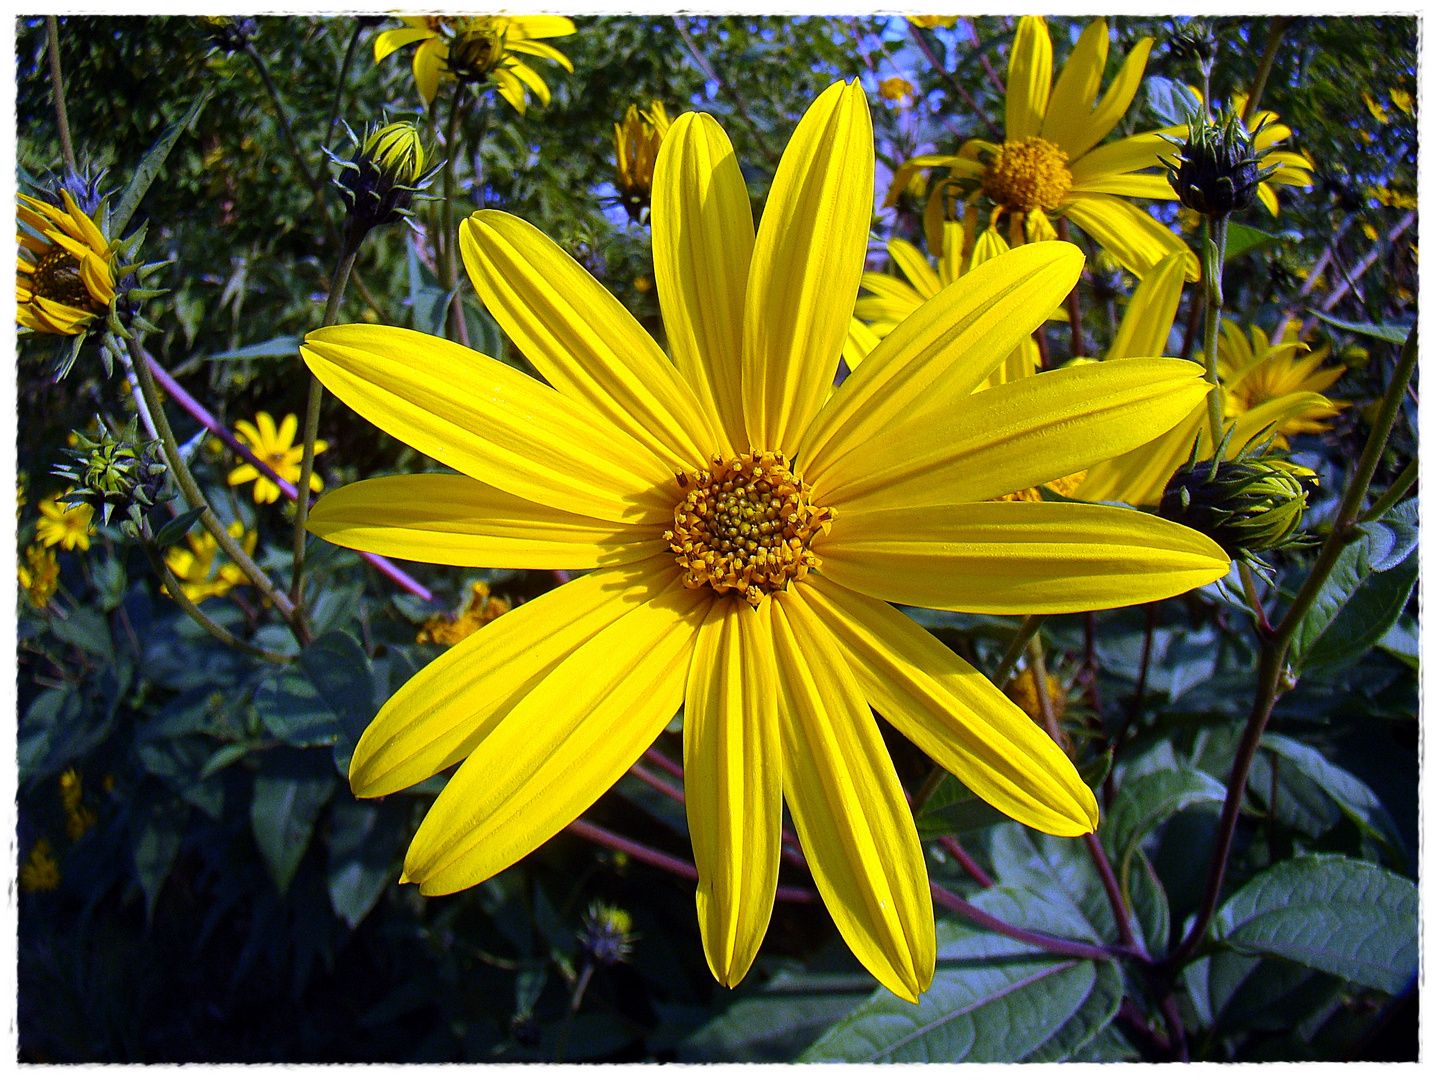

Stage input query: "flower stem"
[
  {"left": 323, "top": 20, "right": 365, "bottom": 156},
  {"left": 290, "top": 241, "right": 360, "bottom": 625},
  {"left": 1359, "top": 455, "right": 1417, "bottom": 523},
  {"left": 1237, "top": 559, "right": 1273, "bottom": 637},
  {"left": 1241, "top": 18, "right": 1291, "bottom": 124},
  {"left": 1200, "top": 213, "right": 1229, "bottom": 450},
  {"left": 1165, "top": 324, "right": 1418, "bottom": 972},
  {"left": 45, "top": 16, "right": 77, "bottom": 176},
  {"left": 126, "top": 337, "right": 301, "bottom": 630},
  {"left": 930, "top": 882, "right": 1117, "bottom": 963},
  {"left": 992, "top": 614, "right": 1046, "bottom": 687},
  {"left": 244, "top": 41, "right": 320, "bottom": 195},
  {"left": 439, "top": 84, "right": 471, "bottom": 345},
  {"left": 937, "top": 836, "right": 994, "bottom": 888}
]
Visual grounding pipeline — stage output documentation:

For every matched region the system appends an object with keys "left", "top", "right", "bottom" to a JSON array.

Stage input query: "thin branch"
[
  {"left": 992, "top": 614, "right": 1046, "bottom": 686},
  {"left": 938, "top": 836, "right": 994, "bottom": 888},
  {"left": 673, "top": 17, "right": 781, "bottom": 170},
  {"left": 1241, "top": 18, "right": 1291, "bottom": 124},
  {"left": 930, "top": 882, "right": 1118, "bottom": 963},
  {"left": 45, "top": 16, "right": 77, "bottom": 175},
  {"left": 1056, "top": 218, "right": 1085, "bottom": 357},
  {"left": 908, "top": 20, "right": 998, "bottom": 137},
  {"left": 1359, "top": 456, "right": 1417, "bottom": 523}
]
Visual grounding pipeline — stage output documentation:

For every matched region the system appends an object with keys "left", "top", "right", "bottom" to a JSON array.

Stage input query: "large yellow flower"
[
  {"left": 16, "top": 191, "right": 117, "bottom": 336},
  {"left": 227, "top": 411, "right": 328, "bottom": 505},
  {"left": 1077, "top": 255, "right": 1346, "bottom": 506},
  {"left": 373, "top": 15, "right": 574, "bottom": 112},
  {"left": 301, "top": 82, "right": 1228, "bottom": 1002},
  {"left": 887, "top": 17, "right": 1198, "bottom": 280}
]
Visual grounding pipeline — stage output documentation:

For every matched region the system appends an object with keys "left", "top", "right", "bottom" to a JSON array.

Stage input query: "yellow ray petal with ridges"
[
  {"left": 374, "top": 25, "right": 433, "bottom": 62},
  {"left": 1069, "top": 173, "right": 1177, "bottom": 200},
  {"left": 800, "top": 242, "right": 1083, "bottom": 483},
  {"left": 351, "top": 557, "right": 679, "bottom": 798},
  {"left": 1063, "top": 194, "right": 1198, "bottom": 280},
  {"left": 461, "top": 211, "right": 719, "bottom": 473},
  {"left": 403, "top": 574, "right": 712, "bottom": 894},
  {"left": 1075, "top": 405, "right": 1203, "bottom": 506},
  {"left": 857, "top": 270, "right": 926, "bottom": 313},
  {"left": 743, "top": 80, "right": 872, "bottom": 457},
  {"left": 413, "top": 40, "right": 445, "bottom": 105},
  {"left": 510, "top": 15, "right": 576, "bottom": 39},
  {"left": 1062, "top": 36, "right": 1154, "bottom": 161},
  {"left": 652, "top": 112, "right": 754, "bottom": 455},
  {"left": 1006, "top": 17, "right": 1052, "bottom": 142},
  {"left": 771, "top": 589, "right": 934, "bottom": 1003},
  {"left": 886, "top": 238, "right": 942, "bottom": 299},
  {"left": 507, "top": 38, "right": 572, "bottom": 71},
  {"left": 302, "top": 324, "right": 673, "bottom": 525},
  {"left": 1068, "top": 131, "right": 1176, "bottom": 187},
  {"left": 685, "top": 596, "right": 783, "bottom": 988},
  {"left": 1108, "top": 251, "right": 1187, "bottom": 360},
  {"left": 843, "top": 317, "right": 883, "bottom": 372},
  {"left": 820, "top": 500, "right": 1229, "bottom": 613},
  {"left": 804, "top": 577, "right": 1098, "bottom": 835},
  {"left": 307, "top": 474, "right": 663, "bottom": 569},
  {"left": 491, "top": 68, "right": 527, "bottom": 115},
  {"left": 1041, "top": 18, "right": 1109, "bottom": 153},
  {"left": 506, "top": 62, "right": 551, "bottom": 107},
  {"left": 817, "top": 357, "right": 1210, "bottom": 510}
]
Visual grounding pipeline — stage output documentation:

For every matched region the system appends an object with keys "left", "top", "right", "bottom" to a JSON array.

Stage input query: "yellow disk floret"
[
  {"left": 983, "top": 137, "right": 1073, "bottom": 212},
  {"left": 666, "top": 450, "right": 834, "bottom": 608}
]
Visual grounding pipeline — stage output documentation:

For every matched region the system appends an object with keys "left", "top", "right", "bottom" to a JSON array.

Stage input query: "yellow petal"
[
  {"left": 1006, "top": 17, "right": 1052, "bottom": 142},
  {"left": 817, "top": 500, "right": 1230, "bottom": 613},
  {"left": 352, "top": 558, "right": 678, "bottom": 798},
  {"left": 1069, "top": 173, "right": 1177, "bottom": 200},
  {"left": 1075, "top": 405, "right": 1204, "bottom": 506},
  {"left": 843, "top": 316, "right": 883, "bottom": 371},
  {"left": 307, "top": 474, "right": 663, "bottom": 569},
  {"left": 1068, "top": 131, "right": 1172, "bottom": 187},
  {"left": 506, "top": 61, "right": 551, "bottom": 107},
  {"left": 302, "top": 324, "right": 673, "bottom": 525},
  {"left": 413, "top": 39, "right": 446, "bottom": 105},
  {"left": 771, "top": 588, "right": 934, "bottom": 1003},
  {"left": 803, "top": 576, "right": 1099, "bottom": 835},
  {"left": 1041, "top": 18, "right": 1109, "bottom": 152},
  {"left": 886, "top": 238, "right": 942, "bottom": 299},
  {"left": 817, "top": 357, "right": 1210, "bottom": 510},
  {"left": 374, "top": 25, "right": 433, "bottom": 63},
  {"left": 507, "top": 38, "right": 572, "bottom": 72},
  {"left": 1107, "top": 251, "right": 1188, "bottom": 360},
  {"left": 743, "top": 80, "right": 872, "bottom": 458},
  {"left": 651, "top": 111, "right": 754, "bottom": 455},
  {"left": 403, "top": 573, "right": 711, "bottom": 894},
  {"left": 509, "top": 15, "right": 576, "bottom": 39},
  {"left": 800, "top": 242, "right": 1084, "bottom": 487},
  {"left": 461, "top": 211, "right": 719, "bottom": 473},
  {"left": 857, "top": 270, "right": 926, "bottom": 313},
  {"left": 1063, "top": 36, "right": 1154, "bottom": 160},
  {"left": 684, "top": 596, "right": 783, "bottom": 987},
  {"left": 276, "top": 412, "right": 298, "bottom": 449},
  {"left": 1062, "top": 194, "right": 1198, "bottom": 281},
  {"left": 491, "top": 67, "right": 527, "bottom": 115}
]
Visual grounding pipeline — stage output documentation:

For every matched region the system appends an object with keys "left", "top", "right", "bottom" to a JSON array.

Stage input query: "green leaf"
[
  {"left": 253, "top": 668, "right": 342, "bottom": 747},
  {"left": 112, "top": 88, "right": 215, "bottom": 238},
  {"left": 682, "top": 978, "right": 875, "bottom": 1062},
  {"left": 152, "top": 506, "right": 208, "bottom": 549},
  {"left": 1254, "top": 734, "right": 1405, "bottom": 859},
  {"left": 1128, "top": 850, "right": 1171, "bottom": 959},
  {"left": 1225, "top": 222, "right": 1281, "bottom": 263},
  {"left": 1211, "top": 854, "right": 1417, "bottom": 994},
  {"left": 802, "top": 915, "right": 1120, "bottom": 1062},
  {"left": 1066, "top": 1023, "right": 1138, "bottom": 1062},
  {"left": 47, "top": 606, "right": 116, "bottom": 663},
  {"left": 200, "top": 337, "right": 301, "bottom": 362},
  {"left": 131, "top": 797, "right": 189, "bottom": 923},
  {"left": 1099, "top": 767, "right": 1226, "bottom": 897},
  {"left": 914, "top": 773, "right": 1015, "bottom": 838},
  {"left": 1145, "top": 76, "right": 1203, "bottom": 127},
  {"left": 249, "top": 749, "right": 337, "bottom": 894},
  {"left": 326, "top": 798, "right": 405, "bottom": 929},
  {"left": 986, "top": 826, "right": 1109, "bottom": 942},
  {"left": 298, "top": 631, "right": 377, "bottom": 742},
  {"left": 1310, "top": 311, "right": 1414, "bottom": 345},
  {"left": 1377, "top": 613, "right": 1418, "bottom": 667}
]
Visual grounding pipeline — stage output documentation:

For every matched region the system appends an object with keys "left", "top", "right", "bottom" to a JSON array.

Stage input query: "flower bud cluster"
[{"left": 53, "top": 417, "right": 171, "bottom": 538}]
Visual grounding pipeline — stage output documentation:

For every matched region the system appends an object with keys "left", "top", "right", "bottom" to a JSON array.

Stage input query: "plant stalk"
[
  {"left": 1200, "top": 213, "right": 1230, "bottom": 450},
  {"left": 45, "top": 16, "right": 77, "bottom": 175},
  {"left": 992, "top": 614, "right": 1047, "bottom": 687}
]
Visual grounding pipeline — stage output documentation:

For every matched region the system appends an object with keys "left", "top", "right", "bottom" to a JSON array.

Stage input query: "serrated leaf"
[
  {"left": 152, "top": 506, "right": 208, "bottom": 549},
  {"left": 802, "top": 916, "right": 1120, "bottom": 1062},
  {"left": 1310, "top": 311, "right": 1414, "bottom": 345},
  {"left": 250, "top": 749, "right": 337, "bottom": 894},
  {"left": 1099, "top": 767, "right": 1226, "bottom": 897},
  {"left": 682, "top": 984, "right": 874, "bottom": 1063},
  {"left": 1128, "top": 849, "right": 1171, "bottom": 959},
  {"left": 1211, "top": 854, "right": 1417, "bottom": 994},
  {"left": 112, "top": 89, "right": 214, "bottom": 238},
  {"left": 914, "top": 772, "right": 1015, "bottom": 838},
  {"left": 986, "top": 826, "right": 1109, "bottom": 942},
  {"left": 1291, "top": 526, "right": 1417, "bottom": 671}
]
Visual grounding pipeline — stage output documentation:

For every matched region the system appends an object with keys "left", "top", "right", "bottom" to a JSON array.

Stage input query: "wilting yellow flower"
[
  {"left": 301, "top": 81, "right": 1228, "bottom": 1002},
  {"left": 16, "top": 191, "right": 117, "bottom": 336},
  {"left": 373, "top": 14, "right": 574, "bottom": 113},
  {"left": 228, "top": 411, "right": 327, "bottom": 504},
  {"left": 614, "top": 101, "right": 671, "bottom": 224},
  {"left": 1077, "top": 254, "right": 1346, "bottom": 506},
  {"left": 888, "top": 17, "right": 1198, "bottom": 280},
  {"left": 163, "top": 521, "right": 256, "bottom": 602},
  {"left": 35, "top": 492, "right": 94, "bottom": 551},
  {"left": 18, "top": 543, "right": 59, "bottom": 608},
  {"left": 417, "top": 580, "right": 512, "bottom": 646},
  {"left": 20, "top": 838, "right": 61, "bottom": 893},
  {"left": 879, "top": 76, "right": 915, "bottom": 106}
]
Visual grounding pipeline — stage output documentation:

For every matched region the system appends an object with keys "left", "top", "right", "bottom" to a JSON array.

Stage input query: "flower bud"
[
  {"left": 577, "top": 902, "right": 637, "bottom": 966},
  {"left": 331, "top": 120, "right": 436, "bottom": 239},
  {"left": 1164, "top": 108, "right": 1274, "bottom": 216},
  {"left": 1159, "top": 456, "right": 1312, "bottom": 560},
  {"left": 447, "top": 18, "right": 507, "bottom": 81},
  {"left": 1166, "top": 20, "right": 1217, "bottom": 66},
  {"left": 53, "top": 416, "right": 171, "bottom": 538},
  {"left": 613, "top": 102, "right": 670, "bottom": 224}
]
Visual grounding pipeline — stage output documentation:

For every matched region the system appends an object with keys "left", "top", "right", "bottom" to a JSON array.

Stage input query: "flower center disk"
[
  {"left": 33, "top": 250, "right": 99, "bottom": 311},
  {"left": 666, "top": 450, "right": 834, "bottom": 608},
  {"left": 983, "top": 136, "right": 1073, "bottom": 212}
]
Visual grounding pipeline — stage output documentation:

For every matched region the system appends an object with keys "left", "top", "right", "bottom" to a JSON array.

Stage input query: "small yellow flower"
[
  {"left": 879, "top": 76, "right": 915, "bottom": 106},
  {"left": 163, "top": 521, "right": 257, "bottom": 602},
  {"left": 1363, "top": 92, "right": 1389, "bottom": 125},
  {"left": 1215, "top": 323, "right": 1348, "bottom": 443},
  {"left": 907, "top": 16, "right": 957, "bottom": 29},
  {"left": 614, "top": 102, "right": 671, "bottom": 224},
  {"left": 20, "top": 838, "right": 61, "bottom": 893},
  {"left": 16, "top": 191, "right": 117, "bottom": 336},
  {"left": 417, "top": 580, "right": 512, "bottom": 646},
  {"left": 59, "top": 768, "right": 98, "bottom": 841},
  {"left": 18, "top": 543, "right": 59, "bottom": 608},
  {"left": 35, "top": 492, "right": 94, "bottom": 551},
  {"left": 1004, "top": 667, "right": 1068, "bottom": 726},
  {"left": 1389, "top": 88, "right": 1414, "bottom": 115},
  {"left": 227, "top": 411, "right": 327, "bottom": 504},
  {"left": 373, "top": 14, "right": 575, "bottom": 113}
]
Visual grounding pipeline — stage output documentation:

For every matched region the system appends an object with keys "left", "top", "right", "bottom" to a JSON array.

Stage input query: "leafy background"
[{"left": 14, "top": 14, "right": 1418, "bottom": 1062}]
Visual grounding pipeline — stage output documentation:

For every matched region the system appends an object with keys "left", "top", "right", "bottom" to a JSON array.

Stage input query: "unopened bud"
[
  {"left": 1159, "top": 455, "right": 1313, "bottom": 560},
  {"left": 1164, "top": 108, "right": 1274, "bottom": 216},
  {"left": 331, "top": 120, "right": 436, "bottom": 239},
  {"left": 577, "top": 902, "right": 637, "bottom": 966},
  {"left": 447, "top": 18, "right": 507, "bottom": 81},
  {"left": 53, "top": 417, "right": 171, "bottom": 538}
]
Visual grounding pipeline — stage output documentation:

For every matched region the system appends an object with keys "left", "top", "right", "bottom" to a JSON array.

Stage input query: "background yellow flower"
[{"left": 227, "top": 411, "right": 327, "bottom": 504}]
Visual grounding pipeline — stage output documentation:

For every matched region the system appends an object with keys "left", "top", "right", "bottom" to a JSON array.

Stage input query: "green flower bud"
[
  {"left": 577, "top": 901, "right": 637, "bottom": 966},
  {"left": 330, "top": 120, "right": 436, "bottom": 240},
  {"left": 1164, "top": 107, "right": 1275, "bottom": 216},
  {"left": 1159, "top": 455, "right": 1313, "bottom": 560},
  {"left": 53, "top": 417, "right": 171, "bottom": 538},
  {"left": 1166, "top": 20, "right": 1217, "bottom": 66},
  {"left": 447, "top": 18, "right": 507, "bottom": 82}
]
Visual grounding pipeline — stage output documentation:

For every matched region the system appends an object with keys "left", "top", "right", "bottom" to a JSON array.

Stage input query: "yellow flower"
[
  {"left": 163, "top": 521, "right": 256, "bottom": 602},
  {"left": 227, "top": 411, "right": 327, "bottom": 504},
  {"left": 20, "top": 838, "right": 61, "bottom": 893},
  {"left": 878, "top": 76, "right": 915, "bottom": 106},
  {"left": 1363, "top": 91, "right": 1389, "bottom": 125},
  {"left": 1370, "top": 185, "right": 1418, "bottom": 211},
  {"left": 16, "top": 191, "right": 117, "bottom": 336},
  {"left": 1005, "top": 667, "right": 1068, "bottom": 726},
  {"left": 907, "top": 16, "right": 957, "bottom": 29},
  {"left": 18, "top": 543, "right": 59, "bottom": 608},
  {"left": 35, "top": 492, "right": 94, "bottom": 551},
  {"left": 59, "top": 768, "right": 98, "bottom": 840},
  {"left": 301, "top": 81, "right": 1228, "bottom": 1002},
  {"left": 1077, "top": 254, "right": 1347, "bottom": 506},
  {"left": 373, "top": 14, "right": 574, "bottom": 113},
  {"left": 417, "top": 580, "right": 512, "bottom": 646},
  {"left": 614, "top": 101, "right": 671, "bottom": 224},
  {"left": 887, "top": 18, "right": 1199, "bottom": 280},
  {"left": 1389, "top": 88, "right": 1413, "bottom": 115}
]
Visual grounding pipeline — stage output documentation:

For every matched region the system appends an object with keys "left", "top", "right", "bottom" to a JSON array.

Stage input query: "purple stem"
[{"left": 146, "top": 356, "right": 431, "bottom": 601}]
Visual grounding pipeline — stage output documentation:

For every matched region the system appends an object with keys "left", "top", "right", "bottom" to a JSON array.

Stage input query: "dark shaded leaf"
[{"left": 250, "top": 749, "right": 337, "bottom": 893}]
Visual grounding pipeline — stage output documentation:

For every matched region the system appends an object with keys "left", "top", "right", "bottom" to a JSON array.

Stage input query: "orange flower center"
[
  {"left": 983, "top": 137, "right": 1073, "bottom": 212},
  {"left": 33, "top": 249, "right": 99, "bottom": 311},
  {"left": 665, "top": 450, "right": 834, "bottom": 608}
]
